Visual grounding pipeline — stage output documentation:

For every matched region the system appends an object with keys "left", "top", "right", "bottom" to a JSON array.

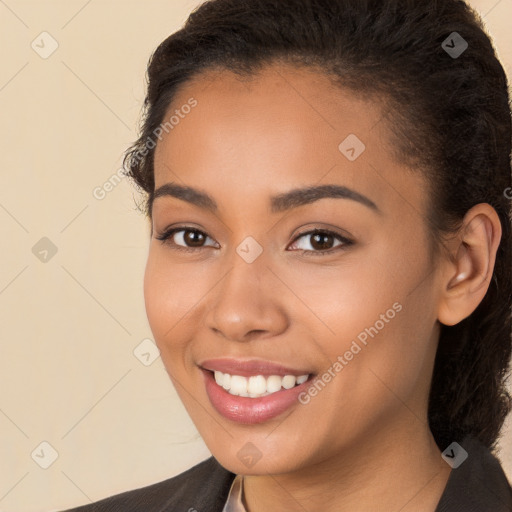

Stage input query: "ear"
[{"left": 437, "top": 203, "right": 502, "bottom": 327}]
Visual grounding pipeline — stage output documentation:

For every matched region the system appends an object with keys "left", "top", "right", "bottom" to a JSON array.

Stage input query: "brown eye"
[
  {"left": 289, "top": 229, "right": 354, "bottom": 256},
  {"left": 310, "top": 232, "right": 335, "bottom": 250},
  {"left": 155, "top": 227, "right": 218, "bottom": 251},
  {"left": 183, "top": 230, "right": 207, "bottom": 247}
]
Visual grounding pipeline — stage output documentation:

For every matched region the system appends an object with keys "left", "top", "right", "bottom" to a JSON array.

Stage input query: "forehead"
[
  {"left": 153, "top": 63, "right": 427, "bottom": 217},
  {"left": 155, "top": 63, "right": 378, "bottom": 170},
  {"left": 163, "top": 63, "right": 385, "bottom": 142}
]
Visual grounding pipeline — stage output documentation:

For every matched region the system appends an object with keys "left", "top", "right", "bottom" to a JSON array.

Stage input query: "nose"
[{"left": 204, "top": 257, "right": 289, "bottom": 342}]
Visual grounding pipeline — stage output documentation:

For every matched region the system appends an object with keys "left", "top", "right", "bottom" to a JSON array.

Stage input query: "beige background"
[{"left": 0, "top": 1, "right": 511, "bottom": 510}]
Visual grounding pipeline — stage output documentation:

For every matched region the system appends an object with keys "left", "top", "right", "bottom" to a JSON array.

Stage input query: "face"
[{"left": 145, "top": 63, "right": 444, "bottom": 476}]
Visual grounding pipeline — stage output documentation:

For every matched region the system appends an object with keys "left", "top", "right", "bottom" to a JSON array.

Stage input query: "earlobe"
[{"left": 437, "top": 204, "right": 502, "bottom": 327}]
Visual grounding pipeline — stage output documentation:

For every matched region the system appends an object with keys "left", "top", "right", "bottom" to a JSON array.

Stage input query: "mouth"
[
  {"left": 198, "top": 359, "right": 316, "bottom": 424},
  {"left": 211, "top": 370, "right": 310, "bottom": 398}
]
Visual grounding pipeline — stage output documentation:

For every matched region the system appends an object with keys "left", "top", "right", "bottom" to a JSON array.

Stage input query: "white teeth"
[
  {"left": 230, "top": 375, "right": 248, "bottom": 395},
  {"left": 296, "top": 374, "right": 308, "bottom": 385},
  {"left": 248, "top": 375, "right": 267, "bottom": 395},
  {"left": 212, "top": 371, "right": 310, "bottom": 398},
  {"left": 266, "top": 375, "right": 282, "bottom": 393},
  {"left": 282, "top": 375, "right": 296, "bottom": 389},
  {"left": 222, "top": 373, "right": 231, "bottom": 390}
]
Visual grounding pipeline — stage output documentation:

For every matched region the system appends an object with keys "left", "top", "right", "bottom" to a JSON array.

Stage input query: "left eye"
[{"left": 288, "top": 229, "right": 353, "bottom": 255}]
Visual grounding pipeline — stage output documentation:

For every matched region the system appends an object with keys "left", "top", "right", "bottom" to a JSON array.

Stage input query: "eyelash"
[{"left": 155, "top": 226, "right": 354, "bottom": 256}]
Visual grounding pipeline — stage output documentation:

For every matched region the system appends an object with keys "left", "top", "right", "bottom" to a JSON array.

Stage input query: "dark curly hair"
[{"left": 123, "top": 0, "right": 512, "bottom": 452}]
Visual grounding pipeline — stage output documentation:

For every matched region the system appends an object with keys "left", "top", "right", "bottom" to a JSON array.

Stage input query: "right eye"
[{"left": 155, "top": 227, "right": 219, "bottom": 253}]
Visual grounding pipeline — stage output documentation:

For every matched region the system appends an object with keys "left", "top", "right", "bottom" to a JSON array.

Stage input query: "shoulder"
[
  {"left": 436, "top": 435, "right": 512, "bottom": 512},
  {"left": 60, "top": 457, "right": 235, "bottom": 512}
]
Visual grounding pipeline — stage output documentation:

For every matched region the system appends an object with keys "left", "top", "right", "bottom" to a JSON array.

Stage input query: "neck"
[{"left": 242, "top": 419, "right": 452, "bottom": 512}]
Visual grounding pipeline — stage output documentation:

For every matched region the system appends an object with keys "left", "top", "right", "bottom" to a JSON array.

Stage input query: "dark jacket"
[{"left": 61, "top": 436, "right": 512, "bottom": 512}]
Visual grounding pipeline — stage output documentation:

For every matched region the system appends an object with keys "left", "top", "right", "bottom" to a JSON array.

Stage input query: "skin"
[{"left": 144, "top": 63, "right": 502, "bottom": 512}]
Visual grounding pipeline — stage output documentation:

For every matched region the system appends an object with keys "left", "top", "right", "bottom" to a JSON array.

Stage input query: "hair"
[{"left": 124, "top": 0, "right": 512, "bottom": 451}]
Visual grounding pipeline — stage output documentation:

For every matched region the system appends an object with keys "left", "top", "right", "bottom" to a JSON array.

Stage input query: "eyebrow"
[{"left": 152, "top": 182, "right": 380, "bottom": 214}]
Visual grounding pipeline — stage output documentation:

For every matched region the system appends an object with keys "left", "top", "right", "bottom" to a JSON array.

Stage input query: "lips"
[
  {"left": 198, "top": 358, "right": 315, "bottom": 424},
  {"left": 200, "top": 358, "right": 312, "bottom": 377}
]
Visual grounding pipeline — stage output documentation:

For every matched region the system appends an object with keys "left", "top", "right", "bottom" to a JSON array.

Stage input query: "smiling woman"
[{"left": 62, "top": 0, "right": 511, "bottom": 511}]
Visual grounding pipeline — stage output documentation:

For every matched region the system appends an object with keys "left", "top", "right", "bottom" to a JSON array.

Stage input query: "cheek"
[
  {"left": 143, "top": 250, "right": 204, "bottom": 356},
  {"left": 282, "top": 249, "right": 406, "bottom": 345},
  {"left": 305, "top": 240, "right": 435, "bottom": 392}
]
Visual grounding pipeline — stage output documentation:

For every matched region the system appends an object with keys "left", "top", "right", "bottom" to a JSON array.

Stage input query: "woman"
[{"left": 63, "top": 0, "right": 512, "bottom": 510}]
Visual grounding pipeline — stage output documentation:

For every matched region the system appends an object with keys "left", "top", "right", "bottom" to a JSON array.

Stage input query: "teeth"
[
  {"left": 212, "top": 371, "right": 310, "bottom": 398},
  {"left": 230, "top": 375, "right": 248, "bottom": 395},
  {"left": 248, "top": 375, "right": 267, "bottom": 395},
  {"left": 296, "top": 374, "right": 308, "bottom": 385},
  {"left": 266, "top": 375, "right": 282, "bottom": 393},
  {"left": 222, "top": 373, "right": 231, "bottom": 390},
  {"left": 282, "top": 375, "right": 296, "bottom": 389}
]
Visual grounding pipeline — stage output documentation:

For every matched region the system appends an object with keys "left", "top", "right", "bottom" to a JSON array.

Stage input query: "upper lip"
[{"left": 199, "top": 358, "right": 313, "bottom": 377}]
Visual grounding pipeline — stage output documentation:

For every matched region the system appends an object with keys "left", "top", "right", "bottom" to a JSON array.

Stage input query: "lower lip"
[{"left": 202, "top": 369, "right": 312, "bottom": 424}]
